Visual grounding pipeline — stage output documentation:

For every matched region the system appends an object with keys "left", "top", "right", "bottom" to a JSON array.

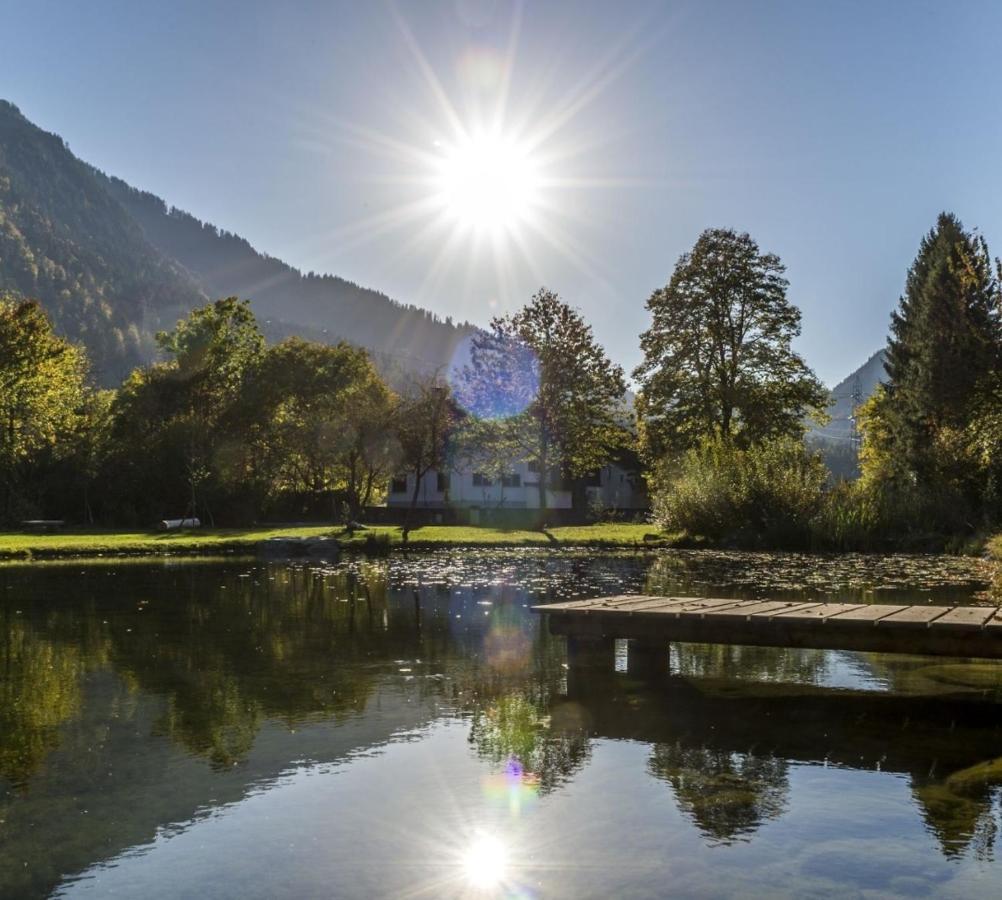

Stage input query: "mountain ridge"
[{"left": 0, "top": 99, "right": 472, "bottom": 383}]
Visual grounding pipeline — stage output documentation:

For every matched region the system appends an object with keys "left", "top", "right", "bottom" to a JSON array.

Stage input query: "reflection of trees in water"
[
  {"left": 912, "top": 781, "right": 998, "bottom": 860},
  {"left": 6, "top": 554, "right": 1002, "bottom": 866},
  {"left": 671, "top": 642, "right": 829, "bottom": 686},
  {"left": 0, "top": 561, "right": 571, "bottom": 774},
  {"left": 648, "top": 742, "right": 789, "bottom": 844},
  {"left": 457, "top": 597, "right": 588, "bottom": 794},
  {"left": 0, "top": 607, "right": 109, "bottom": 786},
  {"left": 0, "top": 618, "right": 87, "bottom": 785},
  {"left": 467, "top": 692, "right": 590, "bottom": 795},
  {"left": 911, "top": 756, "right": 1002, "bottom": 861},
  {"left": 104, "top": 566, "right": 396, "bottom": 767}
]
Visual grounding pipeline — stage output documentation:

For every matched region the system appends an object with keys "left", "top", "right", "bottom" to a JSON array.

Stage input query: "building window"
[
  {"left": 390, "top": 476, "right": 407, "bottom": 494},
  {"left": 501, "top": 473, "right": 521, "bottom": 488},
  {"left": 436, "top": 472, "right": 449, "bottom": 492},
  {"left": 472, "top": 473, "right": 492, "bottom": 487},
  {"left": 526, "top": 460, "right": 541, "bottom": 474}
]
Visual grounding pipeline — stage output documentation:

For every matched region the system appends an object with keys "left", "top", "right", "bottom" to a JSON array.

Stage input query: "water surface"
[{"left": 2, "top": 549, "right": 1001, "bottom": 898}]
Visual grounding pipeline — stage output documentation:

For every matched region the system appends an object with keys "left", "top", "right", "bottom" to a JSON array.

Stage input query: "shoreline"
[{"left": 0, "top": 523, "right": 678, "bottom": 562}]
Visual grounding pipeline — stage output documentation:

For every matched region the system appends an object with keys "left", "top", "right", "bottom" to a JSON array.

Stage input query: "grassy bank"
[{"left": 0, "top": 522, "right": 672, "bottom": 561}]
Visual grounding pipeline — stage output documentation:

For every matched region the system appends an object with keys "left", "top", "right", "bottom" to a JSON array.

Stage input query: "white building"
[
  {"left": 386, "top": 460, "right": 648, "bottom": 514},
  {"left": 387, "top": 460, "right": 572, "bottom": 511}
]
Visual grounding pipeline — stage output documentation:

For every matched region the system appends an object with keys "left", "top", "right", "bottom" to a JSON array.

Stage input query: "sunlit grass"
[
  {"left": 0, "top": 522, "right": 675, "bottom": 560},
  {"left": 0, "top": 525, "right": 337, "bottom": 560}
]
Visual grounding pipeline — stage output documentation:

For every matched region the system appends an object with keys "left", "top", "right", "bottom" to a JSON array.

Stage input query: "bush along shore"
[{"left": 0, "top": 523, "right": 681, "bottom": 561}]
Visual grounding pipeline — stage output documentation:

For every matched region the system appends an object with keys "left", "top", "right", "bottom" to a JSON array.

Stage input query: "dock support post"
[
  {"left": 627, "top": 639, "right": 669, "bottom": 680},
  {"left": 566, "top": 634, "right": 616, "bottom": 670},
  {"left": 565, "top": 634, "right": 616, "bottom": 698}
]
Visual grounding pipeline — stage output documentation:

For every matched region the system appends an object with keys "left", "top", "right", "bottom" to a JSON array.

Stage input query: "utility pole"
[{"left": 849, "top": 375, "right": 863, "bottom": 456}]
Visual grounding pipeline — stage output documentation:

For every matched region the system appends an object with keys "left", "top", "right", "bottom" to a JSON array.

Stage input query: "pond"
[{"left": 1, "top": 549, "right": 1001, "bottom": 898}]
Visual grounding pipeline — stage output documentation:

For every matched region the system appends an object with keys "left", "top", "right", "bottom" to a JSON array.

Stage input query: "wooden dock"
[{"left": 535, "top": 595, "right": 1002, "bottom": 660}]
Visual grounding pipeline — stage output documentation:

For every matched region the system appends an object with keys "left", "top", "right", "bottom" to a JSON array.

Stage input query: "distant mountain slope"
[
  {"left": 806, "top": 349, "right": 886, "bottom": 480},
  {"left": 0, "top": 100, "right": 204, "bottom": 381},
  {"left": 100, "top": 176, "right": 474, "bottom": 373},
  {"left": 0, "top": 99, "right": 472, "bottom": 384},
  {"left": 812, "top": 349, "right": 888, "bottom": 442}
]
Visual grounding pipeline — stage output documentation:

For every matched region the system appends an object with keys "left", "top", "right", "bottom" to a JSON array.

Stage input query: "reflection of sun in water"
[
  {"left": 435, "top": 132, "right": 540, "bottom": 235},
  {"left": 462, "top": 833, "right": 508, "bottom": 890}
]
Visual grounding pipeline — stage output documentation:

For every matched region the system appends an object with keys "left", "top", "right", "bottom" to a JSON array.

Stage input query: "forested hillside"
[
  {"left": 0, "top": 100, "right": 472, "bottom": 384},
  {"left": 0, "top": 100, "right": 204, "bottom": 381},
  {"left": 101, "top": 176, "right": 473, "bottom": 372}
]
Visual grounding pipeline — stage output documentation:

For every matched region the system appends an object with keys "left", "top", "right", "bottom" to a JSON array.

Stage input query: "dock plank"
[
  {"left": 772, "top": 603, "right": 866, "bottom": 621},
  {"left": 931, "top": 607, "right": 995, "bottom": 630},
  {"left": 749, "top": 601, "right": 827, "bottom": 620},
  {"left": 602, "top": 596, "right": 698, "bottom": 612},
  {"left": 877, "top": 606, "right": 952, "bottom": 627},
  {"left": 677, "top": 599, "right": 756, "bottom": 619},
  {"left": 701, "top": 600, "right": 793, "bottom": 620},
  {"left": 829, "top": 605, "right": 908, "bottom": 623}
]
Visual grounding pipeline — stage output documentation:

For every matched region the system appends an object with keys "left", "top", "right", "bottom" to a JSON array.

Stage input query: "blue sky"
[{"left": 5, "top": 0, "right": 1002, "bottom": 385}]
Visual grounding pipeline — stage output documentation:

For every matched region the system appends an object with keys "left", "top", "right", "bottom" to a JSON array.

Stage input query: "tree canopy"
[
  {"left": 859, "top": 213, "right": 1002, "bottom": 529},
  {"left": 0, "top": 296, "right": 88, "bottom": 521},
  {"left": 457, "top": 288, "right": 627, "bottom": 508},
  {"left": 635, "top": 228, "right": 826, "bottom": 458}
]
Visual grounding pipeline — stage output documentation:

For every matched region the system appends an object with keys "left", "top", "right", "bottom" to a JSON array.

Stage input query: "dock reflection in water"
[{"left": 0, "top": 551, "right": 1000, "bottom": 898}]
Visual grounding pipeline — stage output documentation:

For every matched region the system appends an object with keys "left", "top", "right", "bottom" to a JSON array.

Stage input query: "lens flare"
[
  {"left": 449, "top": 332, "right": 540, "bottom": 420},
  {"left": 482, "top": 758, "right": 541, "bottom": 816}
]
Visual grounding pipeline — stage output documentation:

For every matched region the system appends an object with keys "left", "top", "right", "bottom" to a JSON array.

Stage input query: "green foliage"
[
  {"left": 394, "top": 376, "right": 462, "bottom": 515},
  {"left": 635, "top": 228, "right": 827, "bottom": 457},
  {"left": 234, "top": 337, "right": 399, "bottom": 518},
  {"left": 808, "top": 480, "right": 883, "bottom": 550},
  {"left": 0, "top": 296, "right": 90, "bottom": 522},
  {"left": 650, "top": 436, "right": 828, "bottom": 547},
  {"left": 97, "top": 299, "right": 406, "bottom": 524},
  {"left": 458, "top": 287, "right": 627, "bottom": 508},
  {"left": 886, "top": 213, "right": 1001, "bottom": 441},
  {"left": 860, "top": 214, "right": 1002, "bottom": 535}
]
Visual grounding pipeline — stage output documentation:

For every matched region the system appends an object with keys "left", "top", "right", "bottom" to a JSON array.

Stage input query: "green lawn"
[{"left": 0, "top": 522, "right": 672, "bottom": 560}]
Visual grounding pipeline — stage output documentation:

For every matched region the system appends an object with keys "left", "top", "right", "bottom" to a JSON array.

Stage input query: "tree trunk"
[{"left": 537, "top": 435, "right": 549, "bottom": 511}]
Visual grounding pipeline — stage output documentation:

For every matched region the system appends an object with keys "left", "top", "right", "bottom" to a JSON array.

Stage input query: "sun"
[{"left": 434, "top": 131, "right": 540, "bottom": 235}]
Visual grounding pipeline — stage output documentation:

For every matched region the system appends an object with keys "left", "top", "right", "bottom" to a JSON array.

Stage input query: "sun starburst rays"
[{"left": 283, "top": 4, "right": 655, "bottom": 313}]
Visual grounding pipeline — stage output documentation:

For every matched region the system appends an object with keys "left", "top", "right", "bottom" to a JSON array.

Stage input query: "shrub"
[
  {"left": 650, "top": 437, "right": 828, "bottom": 548},
  {"left": 809, "top": 479, "right": 882, "bottom": 550}
]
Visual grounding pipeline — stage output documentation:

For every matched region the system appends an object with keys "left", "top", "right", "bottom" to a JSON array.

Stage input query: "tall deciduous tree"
[
  {"left": 458, "top": 288, "right": 627, "bottom": 509},
  {"left": 0, "top": 296, "right": 88, "bottom": 521},
  {"left": 634, "top": 229, "right": 826, "bottom": 458},
  {"left": 395, "top": 376, "right": 461, "bottom": 519},
  {"left": 106, "top": 297, "right": 265, "bottom": 523},
  {"left": 234, "top": 338, "right": 398, "bottom": 519}
]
